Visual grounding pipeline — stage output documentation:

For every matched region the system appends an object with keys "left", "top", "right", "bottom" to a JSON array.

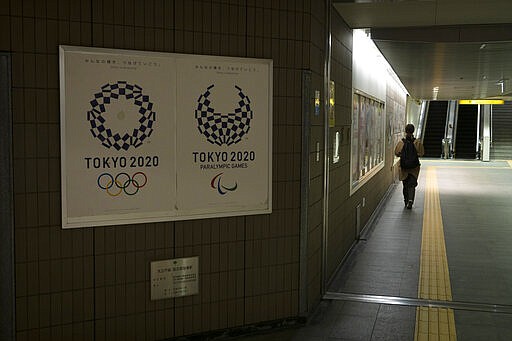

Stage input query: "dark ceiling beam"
[
  {"left": 371, "top": 24, "right": 512, "bottom": 43},
  {"left": 333, "top": 1, "right": 512, "bottom": 29}
]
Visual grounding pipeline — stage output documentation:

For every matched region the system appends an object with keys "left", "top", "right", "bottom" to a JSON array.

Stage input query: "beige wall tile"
[
  {"left": 92, "top": 22, "right": 103, "bottom": 45},
  {"left": 22, "top": 18, "right": 35, "bottom": 53},
  {"left": 80, "top": 22, "right": 92, "bottom": 45},
  {"left": 135, "top": 251, "right": 145, "bottom": 282},
  {"left": 70, "top": 21, "right": 81, "bottom": 45},
  {"left": 103, "top": 23, "right": 114, "bottom": 47},
  {"left": 77, "top": 0, "right": 89, "bottom": 21},
  {"left": 57, "top": 21, "right": 70, "bottom": 46},
  {"left": 10, "top": 17, "right": 23, "bottom": 52}
]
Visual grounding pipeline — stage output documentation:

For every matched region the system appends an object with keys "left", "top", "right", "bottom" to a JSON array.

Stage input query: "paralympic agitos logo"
[{"left": 210, "top": 173, "right": 237, "bottom": 195}]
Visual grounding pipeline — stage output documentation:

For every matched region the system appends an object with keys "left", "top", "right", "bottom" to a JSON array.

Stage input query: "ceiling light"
[{"left": 432, "top": 87, "right": 439, "bottom": 100}]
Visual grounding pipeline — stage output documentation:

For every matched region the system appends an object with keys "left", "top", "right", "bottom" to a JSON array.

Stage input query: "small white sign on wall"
[{"left": 150, "top": 257, "right": 199, "bottom": 300}]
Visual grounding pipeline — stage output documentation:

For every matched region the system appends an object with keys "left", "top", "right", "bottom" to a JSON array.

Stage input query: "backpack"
[{"left": 400, "top": 138, "right": 420, "bottom": 169}]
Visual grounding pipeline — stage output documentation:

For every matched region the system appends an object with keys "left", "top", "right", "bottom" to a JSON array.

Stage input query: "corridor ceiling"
[{"left": 333, "top": 0, "right": 512, "bottom": 100}]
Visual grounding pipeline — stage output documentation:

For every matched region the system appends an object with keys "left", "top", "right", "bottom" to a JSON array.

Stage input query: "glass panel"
[{"left": 350, "top": 92, "right": 386, "bottom": 190}]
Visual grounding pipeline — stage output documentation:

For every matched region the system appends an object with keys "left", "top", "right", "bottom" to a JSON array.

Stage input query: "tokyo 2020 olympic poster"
[
  {"left": 60, "top": 46, "right": 272, "bottom": 228},
  {"left": 175, "top": 56, "right": 272, "bottom": 216},
  {"left": 60, "top": 46, "right": 177, "bottom": 228}
]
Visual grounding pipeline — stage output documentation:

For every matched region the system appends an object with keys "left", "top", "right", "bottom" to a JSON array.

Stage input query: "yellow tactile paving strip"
[
  {"left": 414, "top": 167, "right": 457, "bottom": 341},
  {"left": 507, "top": 160, "right": 512, "bottom": 168}
]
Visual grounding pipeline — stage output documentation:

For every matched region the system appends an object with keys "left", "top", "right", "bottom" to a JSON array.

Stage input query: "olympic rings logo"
[{"left": 97, "top": 172, "right": 147, "bottom": 196}]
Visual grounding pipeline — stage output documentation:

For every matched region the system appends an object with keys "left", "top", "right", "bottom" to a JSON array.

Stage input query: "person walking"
[{"left": 394, "top": 124, "right": 425, "bottom": 209}]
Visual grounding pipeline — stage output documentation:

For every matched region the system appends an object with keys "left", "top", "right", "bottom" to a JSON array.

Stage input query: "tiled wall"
[
  {"left": 324, "top": 8, "right": 355, "bottom": 280},
  {"left": 2, "top": 0, "right": 313, "bottom": 340},
  {"left": 324, "top": 9, "right": 404, "bottom": 283},
  {"left": 303, "top": 0, "right": 325, "bottom": 310},
  {"left": 387, "top": 80, "right": 408, "bottom": 181}
]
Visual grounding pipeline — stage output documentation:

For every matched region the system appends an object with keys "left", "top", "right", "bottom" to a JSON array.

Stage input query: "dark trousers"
[{"left": 402, "top": 174, "right": 418, "bottom": 203}]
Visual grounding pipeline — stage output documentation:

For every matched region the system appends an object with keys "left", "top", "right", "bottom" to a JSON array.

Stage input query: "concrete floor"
[{"left": 225, "top": 160, "right": 512, "bottom": 341}]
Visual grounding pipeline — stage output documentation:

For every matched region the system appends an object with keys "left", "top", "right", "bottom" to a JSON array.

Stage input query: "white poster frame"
[{"left": 60, "top": 46, "right": 273, "bottom": 228}]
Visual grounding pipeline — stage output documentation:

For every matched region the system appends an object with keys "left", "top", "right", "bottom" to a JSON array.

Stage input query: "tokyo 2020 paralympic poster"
[
  {"left": 60, "top": 46, "right": 272, "bottom": 228},
  {"left": 175, "top": 56, "right": 272, "bottom": 216}
]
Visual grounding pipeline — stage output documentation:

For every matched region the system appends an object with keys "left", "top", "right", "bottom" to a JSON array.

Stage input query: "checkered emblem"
[
  {"left": 195, "top": 84, "right": 253, "bottom": 146},
  {"left": 87, "top": 81, "right": 156, "bottom": 151}
]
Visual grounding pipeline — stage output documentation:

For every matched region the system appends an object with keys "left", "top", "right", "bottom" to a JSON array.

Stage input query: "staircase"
[
  {"left": 491, "top": 101, "right": 512, "bottom": 160},
  {"left": 422, "top": 101, "right": 448, "bottom": 158},
  {"left": 454, "top": 104, "right": 478, "bottom": 159}
]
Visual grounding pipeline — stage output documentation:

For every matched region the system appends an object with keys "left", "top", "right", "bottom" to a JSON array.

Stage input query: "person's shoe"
[{"left": 406, "top": 200, "right": 413, "bottom": 209}]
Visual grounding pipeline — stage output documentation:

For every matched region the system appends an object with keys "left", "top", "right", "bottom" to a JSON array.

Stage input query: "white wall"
[
  {"left": 406, "top": 96, "right": 422, "bottom": 129},
  {"left": 352, "top": 29, "right": 387, "bottom": 101}
]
